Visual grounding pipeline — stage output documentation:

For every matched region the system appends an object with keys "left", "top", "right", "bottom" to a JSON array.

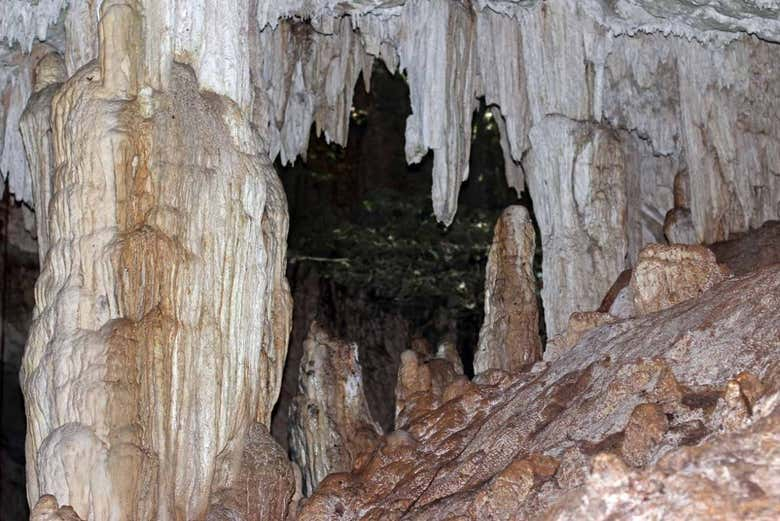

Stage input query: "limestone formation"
[
  {"left": 205, "top": 424, "right": 296, "bottom": 521},
  {"left": 18, "top": 5, "right": 292, "bottom": 519},
  {"left": 3, "top": 2, "right": 780, "bottom": 342},
  {"left": 289, "top": 322, "right": 382, "bottom": 496},
  {"left": 664, "top": 171, "right": 698, "bottom": 245},
  {"left": 1, "top": 1, "right": 780, "bottom": 519},
  {"left": 30, "top": 495, "right": 85, "bottom": 521},
  {"left": 544, "top": 312, "right": 616, "bottom": 363},
  {"left": 394, "top": 349, "right": 463, "bottom": 430},
  {"left": 274, "top": 265, "right": 412, "bottom": 445},
  {"left": 630, "top": 243, "right": 729, "bottom": 315},
  {"left": 474, "top": 205, "right": 541, "bottom": 375},
  {"left": 709, "top": 220, "right": 780, "bottom": 276},
  {"left": 620, "top": 403, "right": 669, "bottom": 467},
  {"left": 299, "top": 260, "right": 780, "bottom": 520}
]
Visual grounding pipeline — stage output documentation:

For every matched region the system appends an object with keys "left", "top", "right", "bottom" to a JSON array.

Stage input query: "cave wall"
[
  {"left": 0, "top": 0, "right": 779, "bottom": 517},
  {"left": 3, "top": 1, "right": 779, "bottom": 340}
]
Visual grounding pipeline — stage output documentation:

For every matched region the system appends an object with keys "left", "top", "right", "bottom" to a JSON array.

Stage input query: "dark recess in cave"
[
  {"left": 271, "top": 60, "right": 544, "bottom": 443},
  {"left": 1, "top": 183, "right": 37, "bottom": 521}
]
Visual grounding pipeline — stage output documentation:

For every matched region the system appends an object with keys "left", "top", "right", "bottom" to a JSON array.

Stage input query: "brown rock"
[
  {"left": 474, "top": 205, "right": 542, "bottom": 374},
  {"left": 395, "top": 349, "right": 463, "bottom": 429},
  {"left": 597, "top": 268, "right": 633, "bottom": 313},
  {"left": 630, "top": 243, "right": 730, "bottom": 314},
  {"left": 206, "top": 424, "right": 296, "bottom": 521},
  {"left": 298, "top": 265, "right": 780, "bottom": 520},
  {"left": 709, "top": 220, "right": 780, "bottom": 276},
  {"left": 544, "top": 312, "right": 616, "bottom": 362},
  {"left": 471, "top": 459, "right": 536, "bottom": 520},
  {"left": 621, "top": 403, "right": 669, "bottom": 467},
  {"left": 30, "top": 495, "right": 85, "bottom": 521}
]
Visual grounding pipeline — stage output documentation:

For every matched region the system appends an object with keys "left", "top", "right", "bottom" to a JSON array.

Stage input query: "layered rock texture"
[
  {"left": 289, "top": 322, "right": 382, "bottom": 496},
  {"left": 474, "top": 205, "right": 541, "bottom": 374},
  {"left": 1, "top": 0, "right": 780, "bottom": 519},
  {"left": 14, "top": 4, "right": 293, "bottom": 520},
  {"left": 274, "top": 264, "right": 411, "bottom": 448},
  {"left": 4, "top": 1, "right": 780, "bottom": 343},
  {"left": 298, "top": 246, "right": 780, "bottom": 519}
]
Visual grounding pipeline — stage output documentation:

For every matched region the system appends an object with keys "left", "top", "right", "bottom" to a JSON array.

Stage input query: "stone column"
[{"left": 20, "top": 3, "right": 291, "bottom": 519}]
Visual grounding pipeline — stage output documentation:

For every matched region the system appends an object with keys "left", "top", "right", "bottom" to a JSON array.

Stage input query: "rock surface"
[
  {"left": 2, "top": 1, "right": 780, "bottom": 518},
  {"left": 205, "top": 424, "right": 297, "bottom": 521},
  {"left": 474, "top": 205, "right": 541, "bottom": 375},
  {"left": 298, "top": 262, "right": 780, "bottom": 520},
  {"left": 273, "top": 264, "right": 412, "bottom": 447},
  {"left": 19, "top": 6, "right": 292, "bottom": 519},
  {"left": 4, "top": 1, "right": 780, "bottom": 342},
  {"left": 630, "top": 243, "right": 729, "bottom": 315},
  {"left": 709, "top": 220, "right": 780, "bottom": 276},
  {"left": 289, "top": 322, "right": 383, "bottom": 496},
  {"left": 395, "top": 349, "right": 464, "bottom": 430}
]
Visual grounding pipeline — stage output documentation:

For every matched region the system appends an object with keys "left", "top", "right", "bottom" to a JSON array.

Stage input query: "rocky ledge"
[{"left": 297, "top": 244, "right": 780, "bottom": 520}]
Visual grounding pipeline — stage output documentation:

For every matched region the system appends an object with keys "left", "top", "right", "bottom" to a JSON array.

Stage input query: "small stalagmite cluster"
[
  {"left": 298, "top": 239, "right": 780, "bottom": 520},
  {"left": 0, "top": 1, "right": 779, "bottom": 521}
]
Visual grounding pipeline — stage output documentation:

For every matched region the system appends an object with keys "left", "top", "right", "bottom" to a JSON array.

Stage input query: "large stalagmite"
[
  {"left": 18, "top": 3, "right": 291, "bottom": 519},
  {"left": 474, "top": 205, "right": 541, "bottom": 374}
]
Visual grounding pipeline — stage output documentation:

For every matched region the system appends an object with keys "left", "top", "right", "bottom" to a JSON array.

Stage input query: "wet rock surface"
[{"left": 299, "top": 262, "right": 780, "bottom": 520}]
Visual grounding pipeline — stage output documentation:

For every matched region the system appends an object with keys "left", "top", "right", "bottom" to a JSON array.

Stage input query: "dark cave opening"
[
  {"left": 0, "top": 183, "right": 37, "bottom": 521},
  {"left": 271, "top": 60, "right": 544, "bottom": 444}
]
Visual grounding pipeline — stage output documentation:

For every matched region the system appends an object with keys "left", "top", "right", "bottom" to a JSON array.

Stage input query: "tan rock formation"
[
  {"left": 289, "top": 322, "right": 382, "bottom": 496},
  {"left": 664, "top": 171, "right": 698, "bottom": 245},
  {"left": 544, "top": 312, "right": 616, "bottom": 362},
  {"left": 474, "top": 205, "right": 541, "bottom": 374},
  {"left": 2, "top": 1, "right": 780, "bottom": 518},
  {"left": 621, "top": 403, "right": 669, "bottom": 467},
  {"left": 630, "top": 243, "right": 730, "bottom": 315},
  {"left": 19, "top": 4, "right": 292, "bottom": 519},
  {"left": 298, "top": 262, "right": 780, "bottom": 520},
  {"left": 30, "top": 495, "right": 85, "bottom": 521},
  {"left": 3, "top": 2, "right": 780, "bottom": 348},
  {"left": 547, "top": 392, "right": 780, "bottom": 520},
  {"left": 394, "top": 349, "right": 463, "bottom": 430},
  {"left": 205, "top": 424, "right": 296, "bottom": 521}
]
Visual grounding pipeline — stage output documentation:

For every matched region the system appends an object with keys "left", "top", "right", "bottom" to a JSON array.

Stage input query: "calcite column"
[
  {"left": 473, "top": 205, "right": 541, "bottom": 374},
  {"left": 20, "top": 3, "right": 291, "bottom": 520}
]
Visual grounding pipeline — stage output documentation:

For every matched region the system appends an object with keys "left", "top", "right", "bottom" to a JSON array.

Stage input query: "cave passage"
[{"left": 271, "top": 60, "right": 543, "bottom": 442}]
